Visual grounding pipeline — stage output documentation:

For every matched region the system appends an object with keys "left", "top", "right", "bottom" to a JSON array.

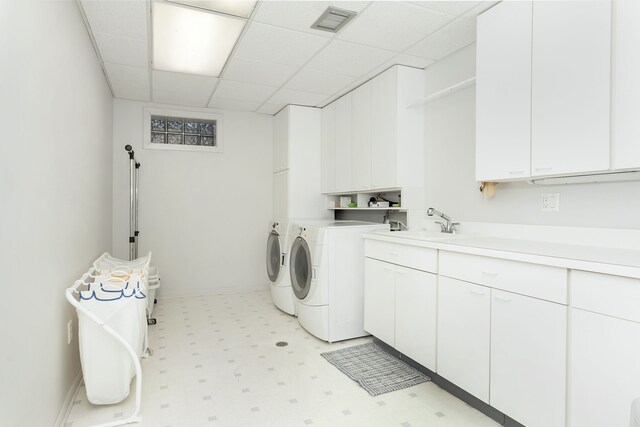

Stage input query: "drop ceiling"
[{"left": 79, "top": 0, "right": 496, "bottom": 115}]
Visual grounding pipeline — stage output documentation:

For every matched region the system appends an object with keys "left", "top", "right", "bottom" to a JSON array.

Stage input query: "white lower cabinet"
[
  {"left": 364, "top": 257, "right": 437, "bottom": 369},
  {"left": 490, "top": 289, "right": 567, "bottom": 427},
  {"left": 363, "top": 258, "right": 395, "bottom": 346},
  {"left": 395, "top": 266, "right": 437, "bottom": 371},
  {"left": 437, "top": 276, "right": 491, "bottom": 403},
  {"left": 569, "top": 308, "right": 640, "bottom": 427}
]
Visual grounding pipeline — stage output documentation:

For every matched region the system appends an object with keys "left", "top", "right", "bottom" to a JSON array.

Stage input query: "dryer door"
[
  {"left": 290, "top": 236, "right": 312, "bottom": 300},
  {"left": 266, "top": 230, "right": 282, "bottom": 283}
]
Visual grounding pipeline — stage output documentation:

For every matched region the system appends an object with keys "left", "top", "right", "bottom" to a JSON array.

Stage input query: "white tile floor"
[{"left": 65, "top": 290, "right": 500, "bottom": 427}]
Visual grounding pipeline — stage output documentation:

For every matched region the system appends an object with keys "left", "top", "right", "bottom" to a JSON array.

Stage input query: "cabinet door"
[
  {"left": 395, "top": 267, "right": 436, "bottom": 371},
  {"left": 273, "top": 108, "right": 289, "bottom": 173},
  {"left": 613, "top": 0, "right": 640, "bottom": 170},
  {"left": 371, "top": 68, "right": 397, "bottom": 188},
  {"left": 476, "top": 1, "right": 532, "bottom": 181},
  {"left": 334, "top": 93, "right": 352, "bottom": 192},
  {"left": 569, "top": 308, "right": 640, "bottom": 427},
  {"left": 363, "top": 258, "right": 395, "bottom": 346},
  {"left": 321, "top": 102, "right": 336, "bottom": 194},
  {"left": 351, "top": 81, "right": 372, "bottom": 191},
  {"left": 437, "top": 277, "right": 491, "bottom": 402},
  {"left": 531, "top": 1, "right": 611, "bottom": 176},
  {"left": 273, "top": 170, "right": 288, "bottom": 222},
  {"left": 490, "top": 289, "right": 567, "bottom": 427}
]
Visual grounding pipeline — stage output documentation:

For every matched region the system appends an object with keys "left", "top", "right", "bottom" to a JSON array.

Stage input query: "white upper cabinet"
[
  {"left": 351, "top": 81, "right": 373, "bottom": 191},
  {"left": 321, "top": 94, "right": 352, "bottom": 194},
  {"left": 273, "top": 109, "right": 289, "bottom": 173},
  {"left": 334, "top": 65, "right": 424, "bottom": 193},
  {"left": 476, "top": 1, "right": 532, "bottom": 182},
  {"left": 613, "top": 0, "right": 640, "bottom": 170},
  {"left": 334, "top": 93, "right": 352, "bottom": 193},
  {"left": 371, "top": 68, "right": 398, "bottom": 189},
  {"left": 531, "top": 0, "right": 611, "bottom": 177},
  {"left": 321, "top": 102, "right": 336, "bottom": 194}
]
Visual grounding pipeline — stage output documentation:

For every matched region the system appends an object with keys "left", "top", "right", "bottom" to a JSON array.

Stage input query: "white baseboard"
[
  {"left": 158, "top": 284, "right": 269, "bottom": 299},
  {"left": 54, "top": 370, "right": 83, "bottom": 427}
]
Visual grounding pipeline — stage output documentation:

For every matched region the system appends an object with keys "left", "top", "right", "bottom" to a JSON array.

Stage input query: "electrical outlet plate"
[
  {"left": 67, "top": 320, "right": 73, "bottom": 344},
  {"left": 541, "top": 193, "right": 560, "bottom": 212}
]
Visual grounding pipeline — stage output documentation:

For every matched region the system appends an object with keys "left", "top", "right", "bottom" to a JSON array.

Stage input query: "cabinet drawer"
[
  {"left": 365, "top": 239, "right": 437, "bottom": 273},
  {"left": 572, "top": 271, "right": 640, "bottom": 323},
  {"left": 439, "top": 251, "right": 567, "bottom": 304}
]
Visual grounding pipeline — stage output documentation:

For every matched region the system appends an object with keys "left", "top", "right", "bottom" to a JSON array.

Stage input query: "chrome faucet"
[{"left": 426, "top": 208, "right": 459, "bottom": 233}]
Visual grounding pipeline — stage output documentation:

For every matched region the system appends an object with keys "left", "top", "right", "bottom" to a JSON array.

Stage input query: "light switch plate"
[{"left": 541, "top": 193, "right": 560, "bottom": 212}]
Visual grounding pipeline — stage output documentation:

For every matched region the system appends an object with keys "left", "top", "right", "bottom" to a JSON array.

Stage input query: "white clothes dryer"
[
  {"left": 266, "top": 220, "right": 296, "bottom": 315},
  {"left": 288, "top": 220, "right": 389, "bottom": 342}
]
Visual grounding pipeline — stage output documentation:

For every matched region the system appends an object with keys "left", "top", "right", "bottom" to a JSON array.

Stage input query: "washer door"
[
  {"left": 266, "top": 230, "right": 281, "bottom": 283},
  {"left": 289, "top": 236, "right": 312, "bottom": 300}
]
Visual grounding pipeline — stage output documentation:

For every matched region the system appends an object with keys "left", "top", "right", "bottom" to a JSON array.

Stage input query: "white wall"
[
  {"left": 0, "top": 1, "right": 113, "bottom": 425},
  {"left": 423, "top": 44, "right": 640, "bottom": 230},
  {"left": 112, "top": 100, "right": 273, "bottom": 298}
]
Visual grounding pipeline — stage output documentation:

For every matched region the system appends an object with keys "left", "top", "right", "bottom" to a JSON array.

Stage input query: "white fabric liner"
[{"left": 78, "top": 271, "right": 148, "bottom": 405}]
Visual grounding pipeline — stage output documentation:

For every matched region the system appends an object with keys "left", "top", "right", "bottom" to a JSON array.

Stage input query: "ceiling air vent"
[{"left": 311, "top": 7, "right": 357, "bottom": 33}]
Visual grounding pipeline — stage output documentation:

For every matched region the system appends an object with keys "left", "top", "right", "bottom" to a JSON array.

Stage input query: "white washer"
[
  {"left": 289, "top": 220, "right": 390, "bottom": 342},
  {"left": 266, "top": 220, "right": 296, "bottom": 315}
]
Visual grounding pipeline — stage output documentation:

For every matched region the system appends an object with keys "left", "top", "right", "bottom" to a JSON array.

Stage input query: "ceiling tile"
[
  {"left": 336, "top": 2, "right": 453, "bottom": 52},
  {"left": 93, "top": 32, "right": 148, "bottom": 68},
  {"left": 408, "top": 1, "right": 480, "bottom": 16},
  {"left": 233, "top": 22, "right": 329, "bottom": 67},
  {"left": 305, "top": 40, "right": 396, "bottom": 77},
  {"left": 407, "top": 16, "right": 477, "bottom": 61},
  {"left": 207, "top": 97, "right": 262, "bottom": 112},
  {"left": 267, "top": 89, "right": 327, "bottom": 107},
  {"left": 284, "top": 69, "right": 356, "bottom": 95},
  {"left": 152, "top": 70, "right": 218, "bottom": 107},
  {"left": 256, "top": 103, "right": 286, "bottom": 115},
  {"left": 253, "top": 1, "right": 370, "bottom": 36},
  {"left": 80, "top": 0, "right": 147, "bottom": 40},
  {"left": 222, "top": 56, "right": 298, "bottom": 87},
  {"left": 213, "top": 80, "right": 277, "bottom": 103},
  {"left": 104, "top": 62, "right": 149, "bottom": 97}
]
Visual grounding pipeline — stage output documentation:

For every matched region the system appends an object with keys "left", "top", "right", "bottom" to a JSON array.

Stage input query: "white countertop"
[{"left": 363, "top": 231, "right": 640, "bottom": 279}]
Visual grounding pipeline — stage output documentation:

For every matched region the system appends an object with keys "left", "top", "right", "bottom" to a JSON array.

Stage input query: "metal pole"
[
  {"left": 134, "top": 162, "right": 140, "bottom": 259},
  {"left": 125, "top": 145, "right": 136, "bottom": 261}
]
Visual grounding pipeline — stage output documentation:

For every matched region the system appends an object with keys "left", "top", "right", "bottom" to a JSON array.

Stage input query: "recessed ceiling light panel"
[
  {"left": 311, "top": 6, "right": 357, "bottom": 33},
  {"left": 153, "top": 2, "right": 246, "bottom": 77},
  {"left": 167, "top": 0, "right": 257, "bottom": 18}
]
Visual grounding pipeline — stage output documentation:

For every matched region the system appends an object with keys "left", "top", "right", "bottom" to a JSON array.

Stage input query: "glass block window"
[
  {"left": 150, "top": 115, "right": 217, "bottom": 147},
  {"left": 144, "top": 108, "right": 223, "bottom": 152}
]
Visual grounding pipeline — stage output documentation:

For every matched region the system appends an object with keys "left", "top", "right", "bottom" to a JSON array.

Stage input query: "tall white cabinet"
[{"left": 273, "top": 106, "right": 330, "bottom": 222}]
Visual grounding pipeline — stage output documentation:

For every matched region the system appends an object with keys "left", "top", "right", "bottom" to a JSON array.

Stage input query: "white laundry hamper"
[
  {"left": 77, "top": 273, "right": 148, "bottom": 405},
  {"left": 94, "top": 252, "right": 161, "bottom": 318}
]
